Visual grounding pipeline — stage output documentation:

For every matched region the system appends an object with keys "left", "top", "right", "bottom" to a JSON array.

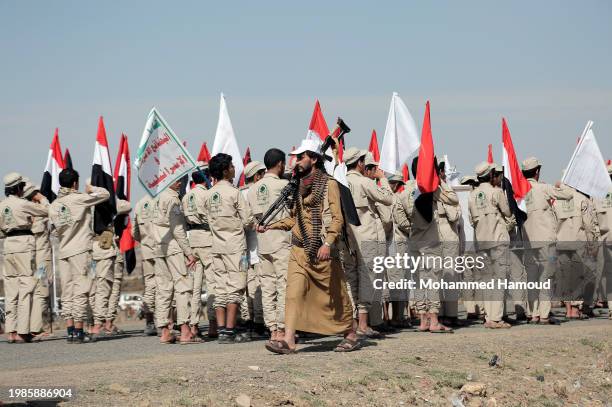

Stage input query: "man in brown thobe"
[{"left": 259, "top": 138, "right": 359, "bottom": 353}]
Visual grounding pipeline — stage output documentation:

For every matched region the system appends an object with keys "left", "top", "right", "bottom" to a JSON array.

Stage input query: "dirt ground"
[{"left": 0, "top": 317, "right": 610, "bottom": 407}]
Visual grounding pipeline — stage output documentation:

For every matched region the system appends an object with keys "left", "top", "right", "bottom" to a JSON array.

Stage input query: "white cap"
[{"left": 290, "top": 138, "right": 322, "bottom": 156}]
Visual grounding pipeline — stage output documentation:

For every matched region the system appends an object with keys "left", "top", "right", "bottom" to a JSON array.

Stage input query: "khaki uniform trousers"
[
  {"left": 212, "top": 252, "right": 246, "bottom": 308},
  {"left": 31, "top": 250, "right": 52, "bottom": 333},
  {"left": 154, "top": 253, "right": 193, "bottom": 327},
  {"left": 461, "top": 252, "right": 484, "bottom": 315},
  {"left": 142, "top": 258, "right": 156, "bottom": 315},
  {"left": 3, "top": 272, "right": 19, "bottom": 333},
  {"left": 4, "top": 251, "right": 37, "bottom": 334},
  {"left": 59, "top": 251, "right": 93, "bottom": 322},
  {"left": 343, "top": 240, "right": 384, "bottom": 318},
  {"left": 439, "top": 241, "right": 460, "bottom": 318},
  {"left": 240, "top": 263, "right": 264, "bottom": 323},
  {"left": 412, "top": 246, "right": 442, "bottom": 314},
  {"left": 89, "top": 257, "right": 114, "bottom": 324},
  {"left": 107, "top": 258, "right": 124, "bottom": 320},
  {"left": 259, "top": 247, "right": 289, "bottom": 330},
  {"left": 479, "top": 245, "right": 509, "bottom": 323},
  {"left": 507, "top": 248, "right": 528, "bottom": 316},
  {"left": 190, "top": 247, "right": 214, "bottom": 325},
  {"left": 525, "top": 244, "right": 556, "bottom": 319}
]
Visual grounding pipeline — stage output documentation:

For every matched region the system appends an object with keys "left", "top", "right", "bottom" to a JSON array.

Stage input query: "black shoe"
[
  {"left": 66, "top": 334, "right": 74, "bottom": 344},
  {"left": 143, "top": 322, "right": 157, "bottom": 336},
  {"left": 235, "top": 331, "right": 252, "bottom": 343},
  {"left": 218, "top": 332, "right": 235, "bottom": 344}
]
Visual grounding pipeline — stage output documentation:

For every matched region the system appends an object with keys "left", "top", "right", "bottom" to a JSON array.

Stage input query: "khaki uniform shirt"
[
  {"left": 346, "top": 170, "right": 393, "bottom": 246},
  {"left": 401, "top": 180, "right": 458, "bottom": 251},
  {"left": 436, "top": 181, "right": 461, "bottom": 243},
  {"left": 0, "top": 195, "right": 48, "bottom": 254},
  {"left": 204, "top": 180, "right": 253, "bottom": 254},
  {"left": 152, "top": 188, "right": 192, "bottom": 257},
  {"left": 554, "top": 186, "right": 600, "bottom": 246},
  {"left": 49, "top": 186, "right": 110, "bottom": 259},
  {"left": 521, "top": 179, "right": 573, "bottom": 248},
  {"left": 182, "top": 184, "right": 212, "bottom": 249},
  {"left": 247, "top": 173, "right": 291, "bottom": 255},
  {"left": 594, "top": 187, "right": 612, "bottom": 245},
  {"left": 132, "top": 195, "right": 162, "bottom": 259},
  {"left": 468, "top": 182, "right": 511, "bottom": 250},
  {"left": 31, "top": 198, "right": 51, "bottom": 254},
  {"left": 392, "top": 193, "right": 411, "bottom": 243}
]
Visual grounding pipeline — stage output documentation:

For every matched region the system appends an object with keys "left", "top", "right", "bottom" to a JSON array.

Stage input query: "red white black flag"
[
  {"left": 91, "top": 116, "right": 116, "bottom": 235},
  {"left": 40, "top": 128, "right": 65, "bottom": 202},
  {"left": 114, "top": 134, "right": 136, "bottom": 273}
]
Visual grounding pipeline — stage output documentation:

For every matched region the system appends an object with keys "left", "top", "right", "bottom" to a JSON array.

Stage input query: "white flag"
[
  {"left": 212, "top": 93, "right": 243, "bottom": 186},
  {"left": 379, "top": 92, "right": 420, "bottom": 174},
  {"left": 135, "top": 108, "right": 196, "bottom": 197},
  {"left": 562, "top": 121, "right": 611, "bottom": 199}
]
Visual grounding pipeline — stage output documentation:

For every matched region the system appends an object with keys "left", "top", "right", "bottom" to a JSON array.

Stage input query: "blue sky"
[{"left": 1, "top": 1, "right": 610, "bottom": 197}]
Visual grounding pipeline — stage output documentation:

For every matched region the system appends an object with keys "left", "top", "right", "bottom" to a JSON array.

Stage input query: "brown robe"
[{"left": 269, "top": 177, "right": 353, "bottom": 335}]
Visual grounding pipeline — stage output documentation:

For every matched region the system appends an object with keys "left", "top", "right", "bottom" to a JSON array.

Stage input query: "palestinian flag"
[
  {"left": 64, "top": 148, "right": 73, "bottom": 170},
  {"left": 91, "top": 116, "right": 116, "bottom": 235},
  {"left": 114, "top": 134, "right": 136, "bottom": 274},
  {"left": 40, "top": 128, "right": 65, "bottom": 202}
]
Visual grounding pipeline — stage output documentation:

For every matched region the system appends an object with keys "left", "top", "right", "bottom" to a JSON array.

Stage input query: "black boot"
[{"left": 66, "top": 326, "right": 75, "bottom": 344}]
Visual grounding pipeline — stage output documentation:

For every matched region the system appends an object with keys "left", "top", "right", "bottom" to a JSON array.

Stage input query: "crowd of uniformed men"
[{"left": 1, "top": 143, "right": 611, "bottom": 345}]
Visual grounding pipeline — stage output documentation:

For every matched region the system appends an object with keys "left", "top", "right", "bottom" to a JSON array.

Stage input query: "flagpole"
[{"left": 51, "top": 242, "right": 59, "bottom": 316}]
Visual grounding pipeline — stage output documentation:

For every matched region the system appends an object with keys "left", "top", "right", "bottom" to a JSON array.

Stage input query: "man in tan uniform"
[
  {"left": 239, "top": 161, "right": 265, "bottom": 339},
  {"left": 106, "top": 200, "right": 131, "bottom": 334},
  {"left": 594, "top": 164, "right": 612, "bottom": 318},
  {"left": 436, "top": 159, "right": 462, "bottom": 326},
  {"left": 152, "top": 180, "right": 197, "bottom": 344},
  {"left": 387, "top": 172, "right": 412, "bottom": 327},
  {"left": 247, "top": 149, "right": 291, "bottom": 342},
  {"left": 48, "top": 168, "right": 110, "bottom": 343},
  {"left": 363, "top": 152, "right": 393, "bottom": 330},
  {"left": 344, "top": 147, "right": 393, "bottom": 338},
  {"left": 205, "top": 153, "right": 253, "bottom": 344},
  {"left": 132, "top": 194, "right": 160, "bottom": 336},
  {"left": 458, "top": 175, "right": 485, "bottom": 319},
  {"left": 400, "top": 157, "right": 457, "bottom": 333},
  {"left": 468, "top": 162, "right": 512, "bottom": 329},
  {"left": 89, "top": 209, "right": 117, "bottom": 337},
  {"left": 23, "top": 182, "right": 53, "bottom": 338},
  {"left": 554, "top": 184, "right": 600, "bottom": 318},
  {"left": 1, "top": 173, "right": 48, "bottom": 343},
  {"left": 182, "top": 163, "right": 216, "bottom": 339},
  {"left": 521, "top": 157, "right": 573, "bottom": 325}
]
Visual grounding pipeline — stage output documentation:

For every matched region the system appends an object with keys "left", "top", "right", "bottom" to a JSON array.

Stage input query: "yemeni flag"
[
  {"left": 91, "top": 116, "right": 116, "bottom": 235},
  {"left": 487, "top": 144, "right": 494, "bottom": 164},
  {"left": 368, "top": 130, "right": 380, "bottom": 162},
  {"left": 197, "top": 142, "right": 212, "bottom": 163},
  {"left": 501, "top": 118, "right": 530, "bottom": 229},
  {"left": 114, "top": 134, "right": 136, "bottom": 274},
  {"left": 40, "top": 128, "right": 65, "bottom": 203},
  {"left": 238, "top": 147, "right": 252, "bottom": 187},
  {"left": 64, "top": 148, "right": 74, "bottom": 170}
]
